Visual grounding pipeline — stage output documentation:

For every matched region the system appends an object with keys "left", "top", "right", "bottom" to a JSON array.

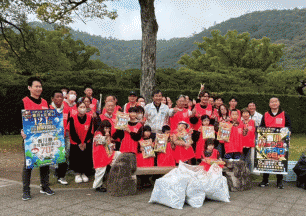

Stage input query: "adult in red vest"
[
  {"left": 67, "top": 101, "right": 94, "bottom": 184},
  {"left": 101, "top": 95, "right": 122, "bottom": 115},
  {"left": 259, "top": 97, "right": 291, "bottom": 189},
  {"left": 64, "top": 90, "right": 78, "bottom": 116},
  {"left": 80, "top": 96, "right": 97, "bottom": 118},
  {"left": 78, "top": 86, "right": 100, "bottom": 114},
  {"left": 49, "top": 90, "right": 70, "bottom": 185},
  {"left": 169, "top": 95, "right": 196, "bottom": 134},
  {"left": 228, "top": 97, "right": 241, "bottom": 119},
  {"left": 20, "top": 77, "right": 54, "bottom": 201},
  {"left": 240, "top": 108, "right": 256, "bottom": 171},
  {"left": 123, "top": 91, "right": 138, "bottom": 113},
  {"left": 190, "top": 91, "right": 213, "bottom": 131}
]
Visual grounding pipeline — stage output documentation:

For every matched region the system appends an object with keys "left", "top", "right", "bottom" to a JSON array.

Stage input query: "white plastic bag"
[
  {"left": 149, "top": 168, "right": 190, "bottom": 209},
  {"left": 178, "top": 162, "right": 206, "bottom": 208},
  {"left": 198, "top": 163, "right": 230, "bottom": 203}
]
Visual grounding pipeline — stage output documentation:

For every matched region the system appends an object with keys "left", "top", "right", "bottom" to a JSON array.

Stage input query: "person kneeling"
[{"left": 92, "top": 120, "right": 121, "bottom": 192}]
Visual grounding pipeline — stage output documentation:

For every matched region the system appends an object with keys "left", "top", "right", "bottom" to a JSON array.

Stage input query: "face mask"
[
  {"left": 69, "top": 94, "right": 76, "bottom": 101},
  {"left": 62, "top": 92, "right": 67, "bottom": 97},
  {"left": 140, "top": 102, "right": 145, "bottom": 107},
  {"left": 78, "top": 108, "right": 86, "bottom": 115}
]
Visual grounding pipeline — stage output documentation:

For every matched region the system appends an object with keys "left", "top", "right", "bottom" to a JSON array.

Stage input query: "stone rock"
[
  {"left": 223, "top": 160, "right": 252, "bottom": 192},
  {"left": 107, "top": 153, "right": 137, "bottom": 196}
]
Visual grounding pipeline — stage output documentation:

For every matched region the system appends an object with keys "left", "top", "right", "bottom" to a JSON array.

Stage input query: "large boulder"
[
  {"left": 107, "top": 153, "right": 137, "bottom": 196},
  {"left": 223, "top": 160, "right": 252, "bottom": 192}
]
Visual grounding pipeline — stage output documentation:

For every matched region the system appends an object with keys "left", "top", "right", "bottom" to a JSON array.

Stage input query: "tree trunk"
[{"left": 139, "top": 0, "right": 158, "bottom": 103}]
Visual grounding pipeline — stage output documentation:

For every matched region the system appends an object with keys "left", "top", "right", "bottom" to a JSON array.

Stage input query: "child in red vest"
[
  {"left": 173, "top": 121, "right": 195, "bottom": 164},
  {"left": 196, "top": 115, "right": 214, "bottom": 161},
  {"left": 200, "top": 139, "right": 224, "bottom": 171},
  {"left": 156, "top": 125, "right": 176, "bottom": 167},
  {"left": 119, "top": 107, "right": 142, "bottom": 154},
  {"left": 137, "top": 126, "right": 155, "bottom": 167},
  {"left": 92, "top": 120, "right": 121, "bottom": 192},
  {"left": 224, "top": 109, "right": 244, "bottom": 160},
  {"left": 241, "top": 108, "right": 255, "bottom": 171}
]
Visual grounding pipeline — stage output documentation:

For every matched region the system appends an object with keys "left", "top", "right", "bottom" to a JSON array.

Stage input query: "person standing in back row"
[
  {"left": 20, "top": 77, "right": 55, "bottom": 201},
  {"left": 259, "top": 97, "right": 291, "bottom": 189}
]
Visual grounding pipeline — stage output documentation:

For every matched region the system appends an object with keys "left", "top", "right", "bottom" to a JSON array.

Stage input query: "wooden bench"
[{"left": 135, "top": 166, "right": 229, "bottom": 176}]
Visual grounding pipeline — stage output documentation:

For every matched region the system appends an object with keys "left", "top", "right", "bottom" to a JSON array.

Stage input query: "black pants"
[
  {"left": 55, "top": 163, "right": 68, "bottom": 179},
  {"left": 263, "top": 173, "right": 283, "bottom": 183},
  {"left": 22, "top": 165, "right": 50, "bottom": 193}
]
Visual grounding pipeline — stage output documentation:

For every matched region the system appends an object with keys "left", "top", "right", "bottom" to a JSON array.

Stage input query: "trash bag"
[
  {"left": 178, "top": 162, "right": 206, "bottom": 208},
  {"left": 293, "top": 152, "right": 306, "bottom": 188},
  {"left": 198, "top": 163, "right": 230, "bottom": 203},
  {"left": 149, "top": 168, "right": 190, "bottom": 209}
]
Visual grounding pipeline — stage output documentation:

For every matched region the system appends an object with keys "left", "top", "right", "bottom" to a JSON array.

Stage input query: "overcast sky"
[{"left": 36, "top": 0, "right": 306, "bottom": 40}]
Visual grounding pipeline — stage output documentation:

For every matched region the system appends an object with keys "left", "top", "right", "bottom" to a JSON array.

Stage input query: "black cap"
[{"left": 129, "top": 91, "right": 137, "bottom": 96}]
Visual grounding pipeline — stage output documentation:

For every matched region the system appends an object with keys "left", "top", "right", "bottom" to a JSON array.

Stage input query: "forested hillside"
[{"left": 29, "top": 8, "right": 306, "bottom": 70}]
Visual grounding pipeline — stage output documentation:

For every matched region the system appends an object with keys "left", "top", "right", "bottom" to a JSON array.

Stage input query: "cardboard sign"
[
  {"left": 22, "top": 109, "right": 65, "bottom": 169},
  {"left": 254, "top": 127, "right": 290, "bottom": 175}
]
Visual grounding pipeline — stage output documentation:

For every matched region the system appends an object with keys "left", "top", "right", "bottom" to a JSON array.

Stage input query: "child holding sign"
[
  {"left": 200, "top": 139, "right": 224, "bottom": 171},
  {"left": 137, "top": 126, "right": 155, "bottom": 167},
  {"left": 156, "top": 125, "right": 176, "bottom": 167}
]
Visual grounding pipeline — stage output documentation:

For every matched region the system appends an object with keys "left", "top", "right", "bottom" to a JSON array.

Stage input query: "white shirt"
[
  {"left": 249, "top": 111, "right": 263, "bottom": 127},
  {"left": 144, "top": 102, "right": 171, "bottom": 133}
]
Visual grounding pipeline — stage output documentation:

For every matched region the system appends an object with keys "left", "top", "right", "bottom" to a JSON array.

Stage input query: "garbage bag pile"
[
  {"left": 293, "top": 152, "right": 306, "bottom": 189},
  {"left": 149, "top": 162, "right": 230, "bottom": 209}
]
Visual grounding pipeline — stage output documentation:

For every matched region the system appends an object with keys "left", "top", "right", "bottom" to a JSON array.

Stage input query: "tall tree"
[
  {"left": 139, "top": 0, "right": 158, "bottom": 103},
  {"left": 178, "top": 30, "right": 285, "bottom": 72},
  {"left": 1, "top": 0, "right": 159, "bottom": 102}
]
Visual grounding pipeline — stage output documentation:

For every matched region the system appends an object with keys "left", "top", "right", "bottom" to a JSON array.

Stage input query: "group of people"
[{"left": 20, "top": 77, "right": 291, "bottom": 201}]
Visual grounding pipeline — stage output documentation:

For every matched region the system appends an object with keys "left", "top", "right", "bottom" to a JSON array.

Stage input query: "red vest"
[
  {"left": 92, "top": 131, "right": 115, "bottom": 169},
  {"left": 69, "top": 114, "right": 92, "bottom": 145},
  {"left": 157, "top": 142, "right": 176, "bottom": 167},
  {"left": 99, "top": 113, "right": 117, "bottom": 136},
  {"left": 49, "top": 104, "right": 70, "bottom": 135},
  {"left": 242, "top": 120, "right": 255, "bottom": 148},
  {"left": 169, "top": 108, "right": 191, "bottom": 133},
  {"left": 63, "top": 101, "right": 78, "bottom": 116},
  {"left": 195, "top": 124, "right": 214, "bottom": 159},
  {"left": 120, "top": 123, "right": 142, "bottom": 153},
  {"left": 22, "top": 96, "right": 48, "bottom": 110},
  {"left": 199, "top": 149, "right": 223, "bottom": 171},
  {"left": 264, "top": 111, "right": 285, "bottom": 128},
  {"left": 224, "top": 121, "right": 243, "bottom": 153},
  {"left": 137, "top": 138, "right": 155, "bottom": 167},
  {"left": 192, "top": 103, "right": 213, "bottom": 130}
]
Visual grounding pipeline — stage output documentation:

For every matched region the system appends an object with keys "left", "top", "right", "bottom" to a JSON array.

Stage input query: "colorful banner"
[
  {"left": 22, "top": 109, "right": 66, "bottom": 169},
  {"left": 253, "top": 127, "right": 290, "bottom": 175}
]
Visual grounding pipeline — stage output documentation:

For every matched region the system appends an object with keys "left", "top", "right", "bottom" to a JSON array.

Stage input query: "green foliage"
[
  {"left": 178, "top": 30, "right": 284, "bottom": 72},
  {"left": 25, "top": 150, "right": 33, "bottom": 159}
]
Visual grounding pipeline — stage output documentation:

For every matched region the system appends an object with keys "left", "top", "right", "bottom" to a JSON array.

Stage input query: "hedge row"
[{"left": 1, "top": 85, "right": 306, "bottom": 134}]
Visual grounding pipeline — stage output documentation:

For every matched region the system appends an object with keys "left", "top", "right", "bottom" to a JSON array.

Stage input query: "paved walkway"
[{"left": 0, "top": 178, "right": 305, "bottom": 216}]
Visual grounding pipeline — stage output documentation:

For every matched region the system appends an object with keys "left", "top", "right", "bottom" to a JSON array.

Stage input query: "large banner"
[
  {"left": 253, "top": 127, "right": 290, "bottom": 175},
  {"left": 22, "top": 109, "right": 66, "bottom": 169}
]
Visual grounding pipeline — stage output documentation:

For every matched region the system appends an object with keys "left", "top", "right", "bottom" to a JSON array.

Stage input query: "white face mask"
[
  {"left": 69, "top": 94, "right": 76, "bottom": 101},
  {"left": 78, "top": 108, "right": 86, "bottom": 115},
  {"left": 62, "top": 92, "right": 67, "bottom": 97},
  {"left": 140, "top": 102, "right": 145, "bottom": 107}
]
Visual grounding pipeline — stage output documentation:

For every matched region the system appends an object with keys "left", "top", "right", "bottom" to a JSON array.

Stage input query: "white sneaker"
[
  {"left": 81, "top": 174, "right": 89, "bottom": 182},
  {"left": 58, "top": 178, "right": 68, "bottom": 185},
  {"left": 75, "top": 175, "right": 83, "bottom": 183}
]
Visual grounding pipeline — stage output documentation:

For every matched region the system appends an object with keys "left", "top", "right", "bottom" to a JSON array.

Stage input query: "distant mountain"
[{"left": 29, "top": 8, "right": 306, "bottom": 70}]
